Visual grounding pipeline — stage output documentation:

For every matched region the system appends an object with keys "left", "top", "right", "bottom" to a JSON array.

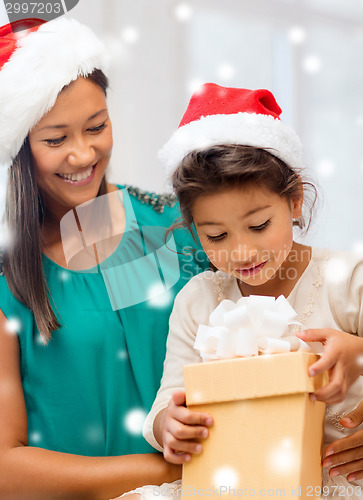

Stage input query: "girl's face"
[
  {"left": 192, "top": 185, "right": 303, "bottom": 290},
  {"left": 29, "top": 76, "right": 113, "bottom": 220}
]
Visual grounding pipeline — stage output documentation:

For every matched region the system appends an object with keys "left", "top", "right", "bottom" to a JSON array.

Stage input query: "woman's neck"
[{"left": 238, "top": 242, "right": 312, "bottom": 298}]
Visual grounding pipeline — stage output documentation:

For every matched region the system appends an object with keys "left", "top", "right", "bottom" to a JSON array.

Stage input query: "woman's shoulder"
[{"left": 0, "top": 272, "right": 31, "bottom": 321}]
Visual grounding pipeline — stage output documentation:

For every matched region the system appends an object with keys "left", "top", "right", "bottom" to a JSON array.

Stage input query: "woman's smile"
[{"left": 56, "top": 163, "right": 97, "bottom": 184}]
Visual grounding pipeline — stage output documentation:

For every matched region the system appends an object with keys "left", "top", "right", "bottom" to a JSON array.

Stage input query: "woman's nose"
[{"left": 67, "top": 137, "right": 96, "bottom": 167}]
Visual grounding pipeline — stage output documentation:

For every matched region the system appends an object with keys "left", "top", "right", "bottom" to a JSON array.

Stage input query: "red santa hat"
[
  {"left": 0, "top": 17, "right": 109, "bottom": 168},
  {"left": 159, "top": 83, "right": 303, "bottom": 176}
]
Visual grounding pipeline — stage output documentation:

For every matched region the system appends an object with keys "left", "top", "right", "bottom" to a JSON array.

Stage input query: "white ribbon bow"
[{"left": 194, "top": 295, "right": 311, "bottom": 362}]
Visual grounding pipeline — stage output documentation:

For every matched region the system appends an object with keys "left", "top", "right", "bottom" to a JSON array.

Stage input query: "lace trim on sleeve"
[
  {"left": 297, "top": 257, "right": 325, "bottom": 326},
  {"left": 212, "top": 272, "right": 228, "bottom": 302}
]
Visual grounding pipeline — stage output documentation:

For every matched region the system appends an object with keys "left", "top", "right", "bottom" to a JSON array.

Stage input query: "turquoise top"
[{"left": 0, "top": 186, "right": 208, "bottom": 456}]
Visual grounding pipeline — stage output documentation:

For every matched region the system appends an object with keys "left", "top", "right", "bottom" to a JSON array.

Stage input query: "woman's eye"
[
  {"left": 44, "top": 137, "right": 65, "bottom": 146},
  {"left": 250, "top": 220, "right": 271, "bottom": 231},
  {"left": 88, "top": 122, "right": 106, "bottom": 132},
  {"left": 206, "top": 233, "right": 227, "bottom": 242}
]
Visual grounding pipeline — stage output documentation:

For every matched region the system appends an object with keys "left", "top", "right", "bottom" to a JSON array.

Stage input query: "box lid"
[{"left": 184, "top": 352, "right": 327, "bottom": 405}]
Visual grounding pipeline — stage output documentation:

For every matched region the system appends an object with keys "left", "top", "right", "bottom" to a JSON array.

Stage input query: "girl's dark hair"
[
  {"left": 2, "top": 69, "right": 109, "bottom": 343},
  {"left": 170, "top": 144, "right": 317, "bottom": 239}
]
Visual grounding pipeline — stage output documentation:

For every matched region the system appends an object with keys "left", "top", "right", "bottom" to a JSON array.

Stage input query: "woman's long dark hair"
[{"left": 2, "top": 69, "right": 109, "bottom": 343}]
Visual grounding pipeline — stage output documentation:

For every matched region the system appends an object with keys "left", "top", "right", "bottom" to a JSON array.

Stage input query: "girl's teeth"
[{"left": 59, "top": 165, "right": 93, "bottom": 181}]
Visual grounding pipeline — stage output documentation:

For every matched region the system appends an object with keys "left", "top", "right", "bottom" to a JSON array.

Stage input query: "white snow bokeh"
[
  {"left": 85, "top": 425, "right": 104, "bottom": 444},
  {"left": 353, "top": 241, "right": 363, "bottom": 255},
  {"left": 267, "top": 437, "right": 297, "bottom": 475},
  {"left": 217, "top": 63, "right": 235, "bottom": 82},
  {"left": 213, "top": 466, "right": 239, "bottom": 489},
  {"left": 187, "top": 79, "right": 204, "bottom": 95},
  {"left": 356, "top": 355, "right": 363, "bottom": 369},
  {"left": 117, "top": 349, "right": 129, "bottom": 361},
  {"left": 303, "top": 55, "right": 321, "bottom": 74},
  {"left": 147, "top": 283, "right": 173, "bottom": 308},
  {"left": 4, "top": 317, "right": 21, "bottom": 335},
  {"left": 121, "top": 26, "right": 140, "bottom": 45},
  {"left": 58, "top": 270, "right": 72, "bottom": 282},
  {"left": 175, "top": 3, "right": 193, "bottom": 22},
  {"left": 124, "top": 408, "right": 147, "bottom": 436},
  {"left": 29, "top": 431, "right": 42, "bottom": 444},
  {"left": 316, "top": 159, "right": 335, "bottom": 178},
  {"left": 324, "top": 257, "right": 350, "bottom": 284},
  {"left": 288, "top": 26, "right": 306, "bottom": 45}
]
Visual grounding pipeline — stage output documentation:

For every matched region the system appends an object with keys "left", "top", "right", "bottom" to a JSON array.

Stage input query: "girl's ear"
[
  {"left": 291, "top": 177, "right": 304, "bottom": 218},
  {"left": 291, "top": 196, "right": 303, "bottom": 219}
]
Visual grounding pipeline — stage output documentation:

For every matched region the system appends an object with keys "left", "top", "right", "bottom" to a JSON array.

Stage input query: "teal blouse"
[{"left": 0, "top": 186, "right": 208, "bottom": 456}]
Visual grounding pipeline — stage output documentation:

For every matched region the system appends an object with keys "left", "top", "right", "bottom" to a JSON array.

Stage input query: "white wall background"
[{"left": 13, "top": 0, "right": 363, "bottom": 251}]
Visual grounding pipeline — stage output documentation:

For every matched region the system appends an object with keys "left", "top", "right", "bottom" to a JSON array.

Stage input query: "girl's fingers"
[
  {"left": 311, "top": 362, "right": 347, "bottom": 404},
  {"left": 164, "top": 431, "right": 204, "bottom": 456},
  {"left": 167, "top": 415, "right": 209, "bottom": 442},
  {"left": 308, "top": 354, "right": 336, "bottom": 377},
  {"left": 171, "top": 402, "right": 213, "bottom": 427},
  {"left": 163, "top": 444, "right": 192, "bottom": 465},
  {"left": 296, "top": 329, "right": 330, "bottom": 343},
  {"left": 172, "top": 390, "right": 187, "bottom": 407}
]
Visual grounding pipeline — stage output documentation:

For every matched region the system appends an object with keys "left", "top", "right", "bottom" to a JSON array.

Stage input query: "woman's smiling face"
[
  {"left": 29, "top": 76, "right": 113, "bottom": 220},
  {"left": 192, "top": 185, "right": 303, "bottom": 288}
]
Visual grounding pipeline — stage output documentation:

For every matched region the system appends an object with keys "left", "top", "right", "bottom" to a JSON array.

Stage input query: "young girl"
[
  {"left": 0, "top": 17, "right": 208, "bottom": 498},
  {"left": 142, "top": 84, "right": 363, "bottom": 497}
]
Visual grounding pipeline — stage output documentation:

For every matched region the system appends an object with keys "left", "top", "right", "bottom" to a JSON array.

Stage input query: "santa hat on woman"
[
  {"left": 159, "top": 83, "right": 303, "bottom": 177},
  {"left": 0, "top": 17, "right": 109, "bottom": 169}
]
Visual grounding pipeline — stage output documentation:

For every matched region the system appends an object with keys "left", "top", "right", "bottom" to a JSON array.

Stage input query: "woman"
[{"left": 0, "top": 17, "right": 208, "bottom": 499}]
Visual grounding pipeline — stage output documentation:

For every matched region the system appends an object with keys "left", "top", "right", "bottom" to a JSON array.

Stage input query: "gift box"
[{"left": 182, "top": 351, "right": 327, "bottom": 497}]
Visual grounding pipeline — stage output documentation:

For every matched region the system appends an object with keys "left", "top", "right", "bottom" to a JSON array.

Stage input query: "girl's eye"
[
  {"left": 88, "top": 122, "right": 107, "bottom": 132},
  {"left": 250, "top": 220, "right": 271, "bottom": 231},
  {"left": 44, "top": 137, "right": 66, "bottom": 146},
  {"left": 206, "top": 233, "right": 227, "bottom": 242}
]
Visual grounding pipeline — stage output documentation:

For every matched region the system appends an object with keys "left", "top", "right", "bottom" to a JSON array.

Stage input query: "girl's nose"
[{"left": 231, "top": 240, "right": 258, "bottom": 263}]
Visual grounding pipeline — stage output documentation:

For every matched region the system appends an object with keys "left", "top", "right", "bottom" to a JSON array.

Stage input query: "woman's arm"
[{"left": 0, "top": 311, "right": 181, "bottom": 500}]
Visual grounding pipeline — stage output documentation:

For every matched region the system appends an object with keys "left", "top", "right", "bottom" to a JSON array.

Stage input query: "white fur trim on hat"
[
  {"left": 0, "top": 17, "right": 109, "bottom": 168},
  {"left": 159, "top": 112, "right": 303, "bottom": 177}
]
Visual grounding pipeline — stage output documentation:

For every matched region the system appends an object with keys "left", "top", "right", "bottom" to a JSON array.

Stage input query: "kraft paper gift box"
[{"left": 182, "top": 351, "right": 327, "bottom": 498}]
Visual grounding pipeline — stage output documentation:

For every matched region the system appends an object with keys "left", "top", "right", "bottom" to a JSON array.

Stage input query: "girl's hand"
[
  {"left": 323, "top": 401, "right": 363, "bottom": 481},
  {"left": 162, "top": 390, "right": 213, "bottom": 465},
  {"left": 296, "top": 329, "right": 363, "bottom": 404}
]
